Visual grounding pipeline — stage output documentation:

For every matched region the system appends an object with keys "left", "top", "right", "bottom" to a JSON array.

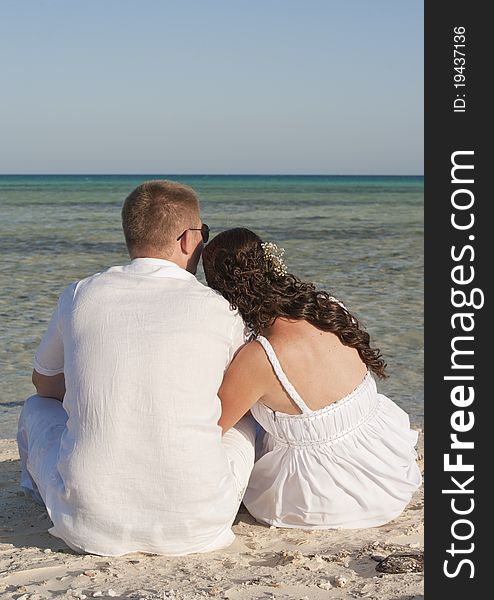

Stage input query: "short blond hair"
[{"left": 121, "top": 180, "right": 200, "bottom": 256}]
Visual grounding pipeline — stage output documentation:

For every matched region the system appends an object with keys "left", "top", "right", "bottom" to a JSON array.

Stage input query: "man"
[{"left": 17, "top": 180, "right": 256, "bottom": 556}]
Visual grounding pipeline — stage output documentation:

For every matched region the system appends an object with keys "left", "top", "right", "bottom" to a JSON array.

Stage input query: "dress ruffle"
[{"left": 246, "top": 373, "right": 422, "bottom": 529}]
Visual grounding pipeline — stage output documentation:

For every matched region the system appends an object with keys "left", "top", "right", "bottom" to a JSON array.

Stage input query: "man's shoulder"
[
  {"left": 187, "top": 279, "right": 243, "bottom": 317},
  {"left": 180, "top": 280, "right": 246, "bottom": 332},
  {"left": 69, "top": 266, "right": 239, "bottom": 314},
  {"left": 188, "top": 277, "right": 229, "bottom": 301},
  {"left": 55, "top": 266, "right": 124, "bottom": 309}
]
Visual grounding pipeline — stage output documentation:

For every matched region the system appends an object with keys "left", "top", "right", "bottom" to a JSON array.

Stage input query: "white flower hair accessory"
[{"left": 261, "top": 241, "right": 288, "bottom": 277}]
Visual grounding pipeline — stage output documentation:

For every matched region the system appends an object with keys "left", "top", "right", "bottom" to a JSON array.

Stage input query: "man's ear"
[{"left": 179, "top": 230, "right": 195, "bottom": 256}]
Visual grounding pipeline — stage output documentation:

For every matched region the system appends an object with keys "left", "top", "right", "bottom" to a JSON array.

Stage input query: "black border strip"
[{"left": 425, "top": 1, "right": 488, "bottom": 595}]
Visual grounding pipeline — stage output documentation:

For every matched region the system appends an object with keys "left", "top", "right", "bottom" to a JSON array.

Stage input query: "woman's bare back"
[{"left": 259, "top": 318, "right": 368, "bottom": 415}]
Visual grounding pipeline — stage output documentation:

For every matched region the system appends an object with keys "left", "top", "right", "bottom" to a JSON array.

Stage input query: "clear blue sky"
[{"left": 1, "top": 0, "right": 423, "bottom": 175}]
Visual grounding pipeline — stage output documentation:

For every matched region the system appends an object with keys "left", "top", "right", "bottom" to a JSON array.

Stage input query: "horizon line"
[{"left": 0, "top": 173, "right": 424, "bottom": 177}]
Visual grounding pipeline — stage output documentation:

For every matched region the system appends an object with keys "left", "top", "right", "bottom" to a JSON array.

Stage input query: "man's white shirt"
[{"left": 32, "top": 258, "right": 248, "bottom": 555}]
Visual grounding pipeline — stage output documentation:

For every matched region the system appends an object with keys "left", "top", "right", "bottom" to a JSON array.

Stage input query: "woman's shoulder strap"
[{"left": 255, "top": 335, "right": 312, "bottom": 414}]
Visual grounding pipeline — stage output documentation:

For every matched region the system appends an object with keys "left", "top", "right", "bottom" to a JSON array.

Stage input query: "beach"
[{"left": 0, "top": 433, "right": 423, "bottom": 600}]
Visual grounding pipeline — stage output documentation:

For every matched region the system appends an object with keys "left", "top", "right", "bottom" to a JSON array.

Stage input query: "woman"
[{"left": 202, "top": 228, "right": 421, "bottom": 530}]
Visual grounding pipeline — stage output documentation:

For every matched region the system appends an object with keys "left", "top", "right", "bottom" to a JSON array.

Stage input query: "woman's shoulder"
[
  {"left": 221, "top": 338, "right": 274, "bottom": 403},
  {"left": 233, "top": 337, "right": 271, "bottom": 366},
  {"left": 225, "top": 338, "right": 276, "bottom": 386}
]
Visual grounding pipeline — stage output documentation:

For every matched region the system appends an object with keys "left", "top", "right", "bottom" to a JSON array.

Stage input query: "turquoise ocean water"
[{"left": 0, "top": 175, "right": 423, "bottom": 438}]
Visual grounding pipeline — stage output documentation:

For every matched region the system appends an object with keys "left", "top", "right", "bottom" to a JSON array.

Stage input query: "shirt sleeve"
[
  {"left": 227, "top": 312, "right": 250, "bottom": 364},
  {"left": 33, "top": 285, "right": 74, "bottom": 376}
]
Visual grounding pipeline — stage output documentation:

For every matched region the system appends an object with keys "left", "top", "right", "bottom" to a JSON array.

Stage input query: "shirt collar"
[{"left": 127, "top": 257, "right": 195, "bottom": 280}]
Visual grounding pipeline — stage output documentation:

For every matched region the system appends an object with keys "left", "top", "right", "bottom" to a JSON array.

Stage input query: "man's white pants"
[{"left": 17, "top": 395, "right": 256, "bottom": 515}]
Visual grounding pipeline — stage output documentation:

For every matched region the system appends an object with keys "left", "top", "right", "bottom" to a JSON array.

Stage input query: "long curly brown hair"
[{"left": 202, "top": 228, "right": 387, "bottom": 379}]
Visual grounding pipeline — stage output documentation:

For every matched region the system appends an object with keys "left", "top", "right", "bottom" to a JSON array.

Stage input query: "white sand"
[{"left": 0, "top": 433, "right": 423, "bottom": 600}]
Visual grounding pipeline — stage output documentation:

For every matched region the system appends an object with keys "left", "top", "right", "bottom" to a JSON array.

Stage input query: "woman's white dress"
[{"left": 245, "top": 335, "right": 422, "bottom": 529}]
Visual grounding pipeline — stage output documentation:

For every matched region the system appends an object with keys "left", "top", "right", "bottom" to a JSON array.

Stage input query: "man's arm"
[
  {"left": 32, "top": 369, "right": 65, "bottom": 401},
  {"left": 31, "top": 284, "right": 74, "bottom": 402}
]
